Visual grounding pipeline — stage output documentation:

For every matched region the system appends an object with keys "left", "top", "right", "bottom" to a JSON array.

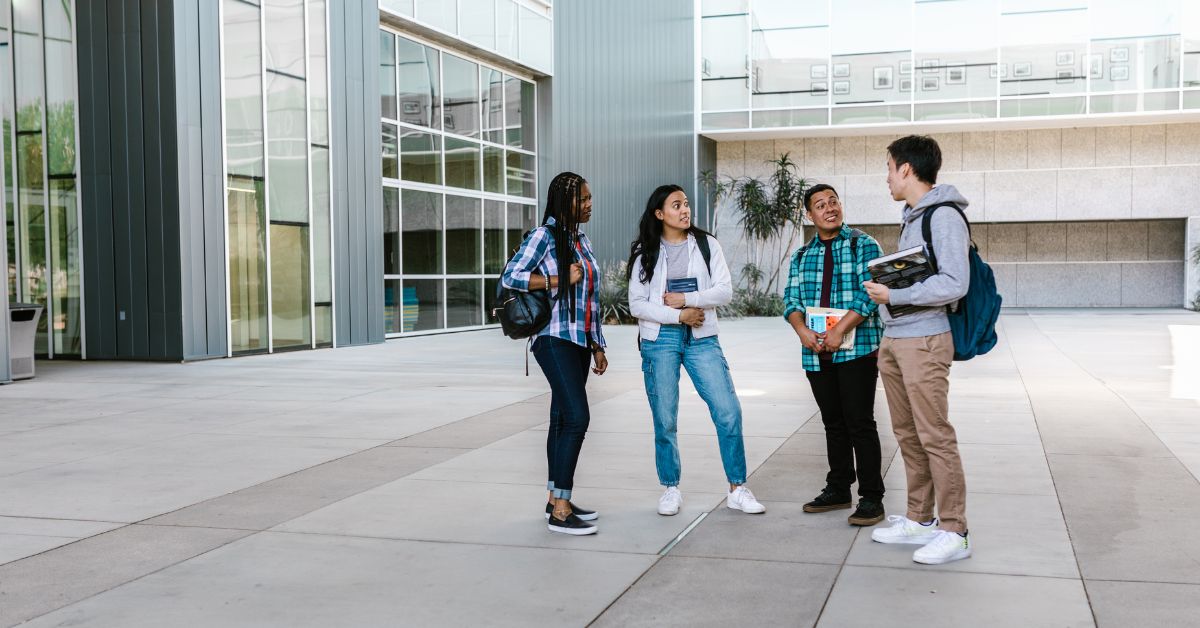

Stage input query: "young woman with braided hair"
[{"left": 501, "top": 172, "right": 608, "bottom": 536}]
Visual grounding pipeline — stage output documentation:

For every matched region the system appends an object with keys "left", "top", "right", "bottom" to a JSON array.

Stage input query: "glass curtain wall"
[
  {"left": 702, "top": 0, "right": 1196, "bottom": 130},
  {"left": 380, "top": 28, "right": 537, "bottom": 336},
  {"left": 221, "top": 0, "right": 332, "bottom": 354},
  {"left": 2, "top": 0, "right": 82, "bottom": 358}
]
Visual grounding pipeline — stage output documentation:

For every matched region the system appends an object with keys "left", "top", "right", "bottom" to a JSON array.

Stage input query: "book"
[
  {"left": 805, "top": 307, "right": 855, "bottom": 351},
  {"left": 666, "top": 277, "right": 698, "bottom": 293},
  {"left": 867, "top": 245, "right": 936, "bottom": 318}
]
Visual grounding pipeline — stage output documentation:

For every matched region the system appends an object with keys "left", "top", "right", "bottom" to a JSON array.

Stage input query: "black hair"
[
  {"left": 802, "top": 183, "right": 839, "bottom": 211},
  {"left": 542, "top": 171, "right": 587, "bottom": 320},
  {"left": 626, "top": 184, "right": 712, "bottom": 285},
  {"left": 887, "top": 135, "right": 942, "bottom": 185}
]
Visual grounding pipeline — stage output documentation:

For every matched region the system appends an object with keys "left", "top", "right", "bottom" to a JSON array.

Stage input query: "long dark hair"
[
  {"left": 626, "top": 184, "right": 712, "bottom": 285},
  {"left": 542, "top": 171, "right": 587, "bottom": 320}
]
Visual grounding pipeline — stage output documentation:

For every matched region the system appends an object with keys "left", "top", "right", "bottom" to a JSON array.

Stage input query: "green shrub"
[{"left": 599, "top": 261, "right": 635, "bottom": 325}]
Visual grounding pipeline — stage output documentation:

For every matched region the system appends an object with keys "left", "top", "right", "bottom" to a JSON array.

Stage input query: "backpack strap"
[
  {"left": 694, "top": 232, "right": 712, "bottom": 275},
  {"left": 918, "top": 202, "right": 969, "bottom": 272},
  {"left": 847, "top": 228, "right": 866, "bottom": 262}
]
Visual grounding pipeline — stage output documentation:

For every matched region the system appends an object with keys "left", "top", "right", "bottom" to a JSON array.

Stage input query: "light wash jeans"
[{"left": 640, "top": 324, "right": 747, "bottom": 486}]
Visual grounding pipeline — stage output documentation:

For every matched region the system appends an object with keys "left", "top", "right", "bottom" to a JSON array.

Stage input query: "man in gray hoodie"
[{"left": 862, "top": 135, "right": 972, "bottom": 565}]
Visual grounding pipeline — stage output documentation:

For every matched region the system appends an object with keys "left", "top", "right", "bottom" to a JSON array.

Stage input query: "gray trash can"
[{"left": 9, "top": 303, "right": 43, "bottom": 380}]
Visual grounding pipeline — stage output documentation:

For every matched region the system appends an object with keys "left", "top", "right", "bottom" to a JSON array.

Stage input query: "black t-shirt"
[{"left": 818, "top": 237, "right": 835, "bottom": 361}]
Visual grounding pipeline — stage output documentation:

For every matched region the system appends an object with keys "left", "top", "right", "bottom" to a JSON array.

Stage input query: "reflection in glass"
[
  {"left": 266, "top": 72, "right": 309, "bottom": 223},
  {"left": 1000, "top": 9, "right": 1087, "bottom": 97},
  {"left": 384, "top": 278, "right": 404, "bottom": 334},
  {"left": 309, "top": 0, "right": 329, "bottom": 145},
  {"left": 404, "top": 279, "right": 444, "bottom": 331},
  {"left": 914, "top": 0, "right": 996, "bottom": 102},
  {"left": 447, "top": 278, "right": 482, "bottom": 327},
  {"left": 497, "top": 0, "right": 518, "bottom": 58},
  {"left": 14, "top": 31, "right": 42, "bottom": 131},
  {"left": 401, "top": 129, "right": 442, "bottom": 184},
  {"left": 383, "top": 186, "right": 400, "bottom": 274},
  {"left": 380, "top": 0, "right": 413, "bottom": 16},
  {"left": 504, "top": 75, "right": 535, "bottom": 149},
  {"left": 752, "top": 108, "right": 826, "bottom": 128},
  {"left": 382, "top": 122, "right": 399, "bottom": 179},
  {"left": 224, "top": 0, "right": 264, "bottom": 179},
  {"left": 402, "top": 189, "right": 442, "bottom": 274},
  {"left": 701, "top": 111, "right": 749, "bottom": 130},
  {"left": 506, "top": 150, "right": 535, "bottom": 197},
  {"left": 49, "top": 179, "right": 79, "bottom": 355},
  {"left": 264, "top": 0, "right": 306, "bottom": 76},
  {"left": 17, "top": 133, "right": 44, "bottom": 321},
  {"left": 270, "top": 223, "right": 312, "bottom": 349},
  {"left": 506, "top": 203, "right": 536, "bottom": 254},
  {"left": 483, "top": 145, "right": 504, "bottom": 193},
  {"left": 443, "top": 53, "right": 480, "bottom": 138},
  {"left": 446, "top": 195, "right": 481, "bottom": 274},
  {"left": 704, "top": 79, "right": 750, "bottom": 111},
  {"left": 44, "top": 24, "right": 75, "bottom": 176},
  {"left": 484, "top": 200, "right": 505, "bottom": 274},
  {"left": 228, "top": 177, "right": 268, "bottom": 353},
  {"left": 1089, "top": 37, "right": 1180, "bottom": 92},
  {"left": 416, "top": 0, "right": 456, "bottom": 33},
  {"left": 518, "top": 8, "right": 552, "bottom": 71},
  {"left": 701, "top": 15, "right": 749, "bottom": 80},
  {"left": 397, "top": 36, "right": 440, "bottom": 129},
  {"left": 460, "top": 0, "right": 497, "bottom": 57},
  {"left": 482, "top": 67, "right": 505, "bottom": 143},
  {"left": 445, "top": 137, "right": 480, "bottom": 189},
  {"left": 311, "top": 144, "right": 332, "bottom": 344},
  {"left": 2, "top": 12, "right": 15, "bottom": 302},
  {"left": 380, "top": 30, "right": 397, "bottom": 120}
]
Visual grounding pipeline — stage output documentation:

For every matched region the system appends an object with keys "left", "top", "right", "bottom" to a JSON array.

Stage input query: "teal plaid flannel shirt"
[{"left": 782, "top": 224, "right": 884, "bottom": 372}]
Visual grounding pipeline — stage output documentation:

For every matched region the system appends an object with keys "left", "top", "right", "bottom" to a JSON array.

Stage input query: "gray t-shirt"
[{"left": 662, "top": 239, "right": 690, "bottom": 281}]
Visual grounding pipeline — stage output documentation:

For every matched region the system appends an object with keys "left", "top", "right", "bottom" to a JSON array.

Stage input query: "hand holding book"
[{"left": 865, "top": 245, "right": 935, "bottom": 318}]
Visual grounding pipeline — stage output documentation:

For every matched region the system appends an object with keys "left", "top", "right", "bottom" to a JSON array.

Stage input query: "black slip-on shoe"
[
  {"left": 547, "top": 512, "right": 597, "bottom": 536},
  {"left": 802, "top": 486, "right": 852, "bottom": 513},
  {"left": 544, "top": 502, "right": 598, "bottom": 521},
  {"left": 847, "top": 498, "right": 886, "bottom": 526}
]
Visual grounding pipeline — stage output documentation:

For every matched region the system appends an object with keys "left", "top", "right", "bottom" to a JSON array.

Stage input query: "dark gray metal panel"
[
  {"left": 330, "top": 1, "right": 383, "bottom": 346},
  {"left": 551, "top": 0, "right": 696, "bottom": 266}
]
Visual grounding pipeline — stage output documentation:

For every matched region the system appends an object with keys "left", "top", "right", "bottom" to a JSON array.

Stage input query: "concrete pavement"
[{"left": 1, "top": 311, "right": 1198, "bottom": 626}]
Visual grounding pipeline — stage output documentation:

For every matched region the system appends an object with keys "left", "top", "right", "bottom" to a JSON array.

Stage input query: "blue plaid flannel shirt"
[
  {"left": 783, "top": 224, "right": 883, "bottom": 372},
  {"left": 500, "top": 218, "right": 606, "bottom": 350}
]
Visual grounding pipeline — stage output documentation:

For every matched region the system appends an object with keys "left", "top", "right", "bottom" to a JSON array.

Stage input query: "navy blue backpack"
[{"left": 920, "top": 203, "right": 1002, "bottom": 361}]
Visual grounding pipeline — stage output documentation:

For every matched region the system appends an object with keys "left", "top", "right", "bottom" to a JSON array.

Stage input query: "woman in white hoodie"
[{"left": 626, "top": 184, "right": 765, "bottom": 517}]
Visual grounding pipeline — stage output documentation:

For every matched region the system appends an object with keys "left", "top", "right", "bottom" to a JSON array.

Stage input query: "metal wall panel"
[
  {"left": 549, "top": 0, "right": 696, "bottom": 266},
  {"left": 329, "top": 0, "right": 384, "bottom": 346}
]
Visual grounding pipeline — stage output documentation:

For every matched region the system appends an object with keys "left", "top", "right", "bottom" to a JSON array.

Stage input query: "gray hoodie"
[{"left": 880, "top": 184, "right": 971, "bottom": 338}]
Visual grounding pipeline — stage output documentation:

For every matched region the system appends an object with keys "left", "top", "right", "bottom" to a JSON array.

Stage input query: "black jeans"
[
  {"left": 532, "top": 336, "right": 592, "bottom": 500},
  {"left": 804, "top": 355, "right": 884, "bottom": 500}
]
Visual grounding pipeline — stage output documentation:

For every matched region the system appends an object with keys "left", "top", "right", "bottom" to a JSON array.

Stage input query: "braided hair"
[{"left": 542, "top": 171, "right": 587, "bottom": 321}]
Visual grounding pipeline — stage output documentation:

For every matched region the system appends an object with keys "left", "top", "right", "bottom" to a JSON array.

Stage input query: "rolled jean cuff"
[
  {"left": 660, "top": 481, "right": 679, "bottom": 488},
  {"left": 551, "top": 487, "right": 572, "bottom": 500},
  {"left": 727, "top": 477, "right": 746, "bottom": 485}
]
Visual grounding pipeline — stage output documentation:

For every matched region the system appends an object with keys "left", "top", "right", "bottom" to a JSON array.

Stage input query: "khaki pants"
[{"left": 878, "top": 332, "right": 967, "bottom": 533}]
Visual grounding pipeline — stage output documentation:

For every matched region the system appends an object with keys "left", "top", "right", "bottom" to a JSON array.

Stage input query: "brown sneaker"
[
  {"left": 847, "top": 498, "right": 885, "bottom": 526},
  {"left": 802, "top": 486, "right": 852, "bottom": 513}
]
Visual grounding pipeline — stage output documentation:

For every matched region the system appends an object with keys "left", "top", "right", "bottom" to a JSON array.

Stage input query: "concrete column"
[{"left": 1186, "top": 217, "right": 1200, "bottom": 310}]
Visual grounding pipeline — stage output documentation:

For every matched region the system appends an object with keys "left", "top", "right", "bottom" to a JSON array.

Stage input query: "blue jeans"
[
  {"left": 640, "top": 325, "right": 747, "bottom": 486},
  {"left": 532, "top": 336, "right": 592, "bottom": 500}
]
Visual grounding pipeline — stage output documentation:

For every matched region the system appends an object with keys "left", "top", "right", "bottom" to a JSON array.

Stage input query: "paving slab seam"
[
  {"left": 1004, "top": 314, "right": 1099, "bottom": 627},
  {"left": 262, "top": 527, "right": 663, "bottom": 558}
]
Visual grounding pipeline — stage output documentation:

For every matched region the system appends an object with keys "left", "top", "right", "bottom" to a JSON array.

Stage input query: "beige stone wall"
[{"left": 712, "top": 122, "right": 1200, "bottom": 307}]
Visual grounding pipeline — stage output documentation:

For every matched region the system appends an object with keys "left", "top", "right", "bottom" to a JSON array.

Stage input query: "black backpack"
[
  {"left": 494, "top": 228, "right": 558, "bottom": 340},
  {"left": 919, "top": 203, "right": 1002, "bottom": 361}
]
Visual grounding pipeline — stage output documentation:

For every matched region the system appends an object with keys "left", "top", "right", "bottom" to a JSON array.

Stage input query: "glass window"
[
  {"left": 701, "top": 15, "right": 749, "bottom": 80},
  {"left": 445, "top": 137, "right": 480, "bottom": 190},
  {"left": 224, "top": 0, "right": 264, "bottom": 179},
  {"left": 403, "top": 279, "right": 444, "bottom": 332},
  {"left": 482, "top": 67, "right": 505, "bottom": 143},
  {"left": 13, "top": 0, "right": 40, "bottom": 32},
  {"left": 401, "top": 129, "right": 442, "bottom": 184},
  {"left": 443, "top": 53, "right": 480, "bottom": 138},
  {"left": 49, "top": 178, "right": 79, "bottom": 355},
  {"left": 397, "top": 37, "right": 440, "bottom": 129},
  {"left": 752, "top": 108, "right": 827, "bottom": 128},
  {"left": 704, "top": 78, "right": 750, "bottom": 111},
  {"left": 497, "top": 0, "right": 519, "bottom": 58},
  {"left": 385, "top": 278, "right": 404, "bottom": 334},
  {"left": 315, "top": 305, "right": 332, "bottom": 346},
  {"left": 382, "top": 122, "right": 399, "bottom": 179},
  {"left": 702, "top": 111, "right": 749, "bottom": 129},
  {"left": 751, "top": 28, "right": 827, "bottom": 109},
  {"left": 311, "top": 145, "right": 332, "bottom": 302},
  {"left": 227, "top": 177, "right": 268, "bottom": 353},
  {"left": 1090, "top": 37, "right": 1180, "bottom": 92},
  {"left": 380, "top": 0, "right": 413, "bottom": 16},
  {"left": 44, "top": 39, "right": 75, "bottom": 176},
  {"left": 266, "top": 72, "right": 309, "bottom": 223},
  {"left": 702, "top": 0, "right": 746, "bottom": 16},
  {"left": 14, "top": 31, "right": 42, "bottom": 131},
  {"left": 914, "top": 0, "right": 997, "bottom": 102},
  {"left": 518, "top": 8, "right": 552, "bottom": 71},
  {"left": 504, "top": 75, "right": 535, "bottom": 149},
  {"left": 17, "top": 132, "right": 45, "bottom": 350},
  {"left": 270, "top": 223, "right": 312, "bottom": 349},
  {"left": 506, "top": 150, "right": 535, "bottom": 198},
  {"left": 506, "top": 203, "right": 536, "bottom": 254},
  {"left": 402, "top": 189, "right": 442, "bottom": 274},
  {"left": 447, "top": 278, "right": 482, "bottom": 327},
  {"left": 446, "top": 195, "right": 481, "bottom": 274},
  {"left": 380, "top": 31, "right": 397, "bottom": 120},
  {"left": 484, "top": 200, "right": 505, "bottom": 274},
  {"left": 483, "top": 145, "right": 504, "bottom": 193},
  {"left": 384, "top": 186, "right": 400, "bottom": 275},
  {"left": 416, "top": 0, "right": 456, "bottom": 32},
  {"left": 461, "top": 0, "right": 496, "bottom": 50},
  {"left": 264, "top": 0, "right": 306, "bottom": 77},
  {"left": 999, "top": 8, "right": 1087, "bottom": 97},
  {"left": 1185, "top": 2, "right": 1200, "bottom": 87},
  {"left": 309, "top": 0, "right": 329, "bottom": 145}
]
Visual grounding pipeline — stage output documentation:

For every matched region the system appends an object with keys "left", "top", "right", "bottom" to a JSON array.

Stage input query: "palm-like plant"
[{"left": 731, "top": 152, "right": 807, "bottom": 295}]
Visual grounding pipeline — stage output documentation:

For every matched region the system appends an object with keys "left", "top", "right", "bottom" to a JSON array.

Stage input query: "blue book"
[{"left": 666, "top": 277, "right": 698, "bottom": 293}]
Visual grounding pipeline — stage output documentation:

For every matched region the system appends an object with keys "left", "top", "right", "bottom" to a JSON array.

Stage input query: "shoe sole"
[
  {"left": 871, "top": 533, "right": 939, "bottom": 545},
  {"left": 548, "top": 523, "right": 597, "bottom": 536},
  {"left": 727, "top": 504, "right": 766, "bottom": 514},
  {"left": 848, "top": 513, "right": 885, "bottom": 526},
  {"left": 803, "top": 503, "right": 851, "bottom": 513},
  {"left": 913, "top": 549, "right": 971, "bottom": 565},
  {"left": 658, "top": 508, "right": 680, "bottom": 516},
  {"left": 545, "top": 512, "right": 598, "bottom": 521}
]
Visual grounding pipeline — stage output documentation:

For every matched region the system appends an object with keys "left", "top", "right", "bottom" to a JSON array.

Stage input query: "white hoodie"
[{"left": 628, "top": 233, "right": 733, "bottom": 342}]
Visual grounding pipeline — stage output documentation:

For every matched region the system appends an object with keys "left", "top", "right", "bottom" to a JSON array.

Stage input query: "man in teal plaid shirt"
[{"left": 783, "top": 183, "right": 886, "bottom": 527}]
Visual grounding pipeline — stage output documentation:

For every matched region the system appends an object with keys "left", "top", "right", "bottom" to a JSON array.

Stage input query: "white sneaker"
[
  {"left": 913, "top": 530, "right": 971, "bottom": 565},
  {"left": 726, "top": 486, "right": 766, "bottom": 514},
  {"left": 870, "top": 515, "right": 940, "bottom": 545},
  {"left": 658, "top": 486, "right": 682, "bottom": 516}
]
